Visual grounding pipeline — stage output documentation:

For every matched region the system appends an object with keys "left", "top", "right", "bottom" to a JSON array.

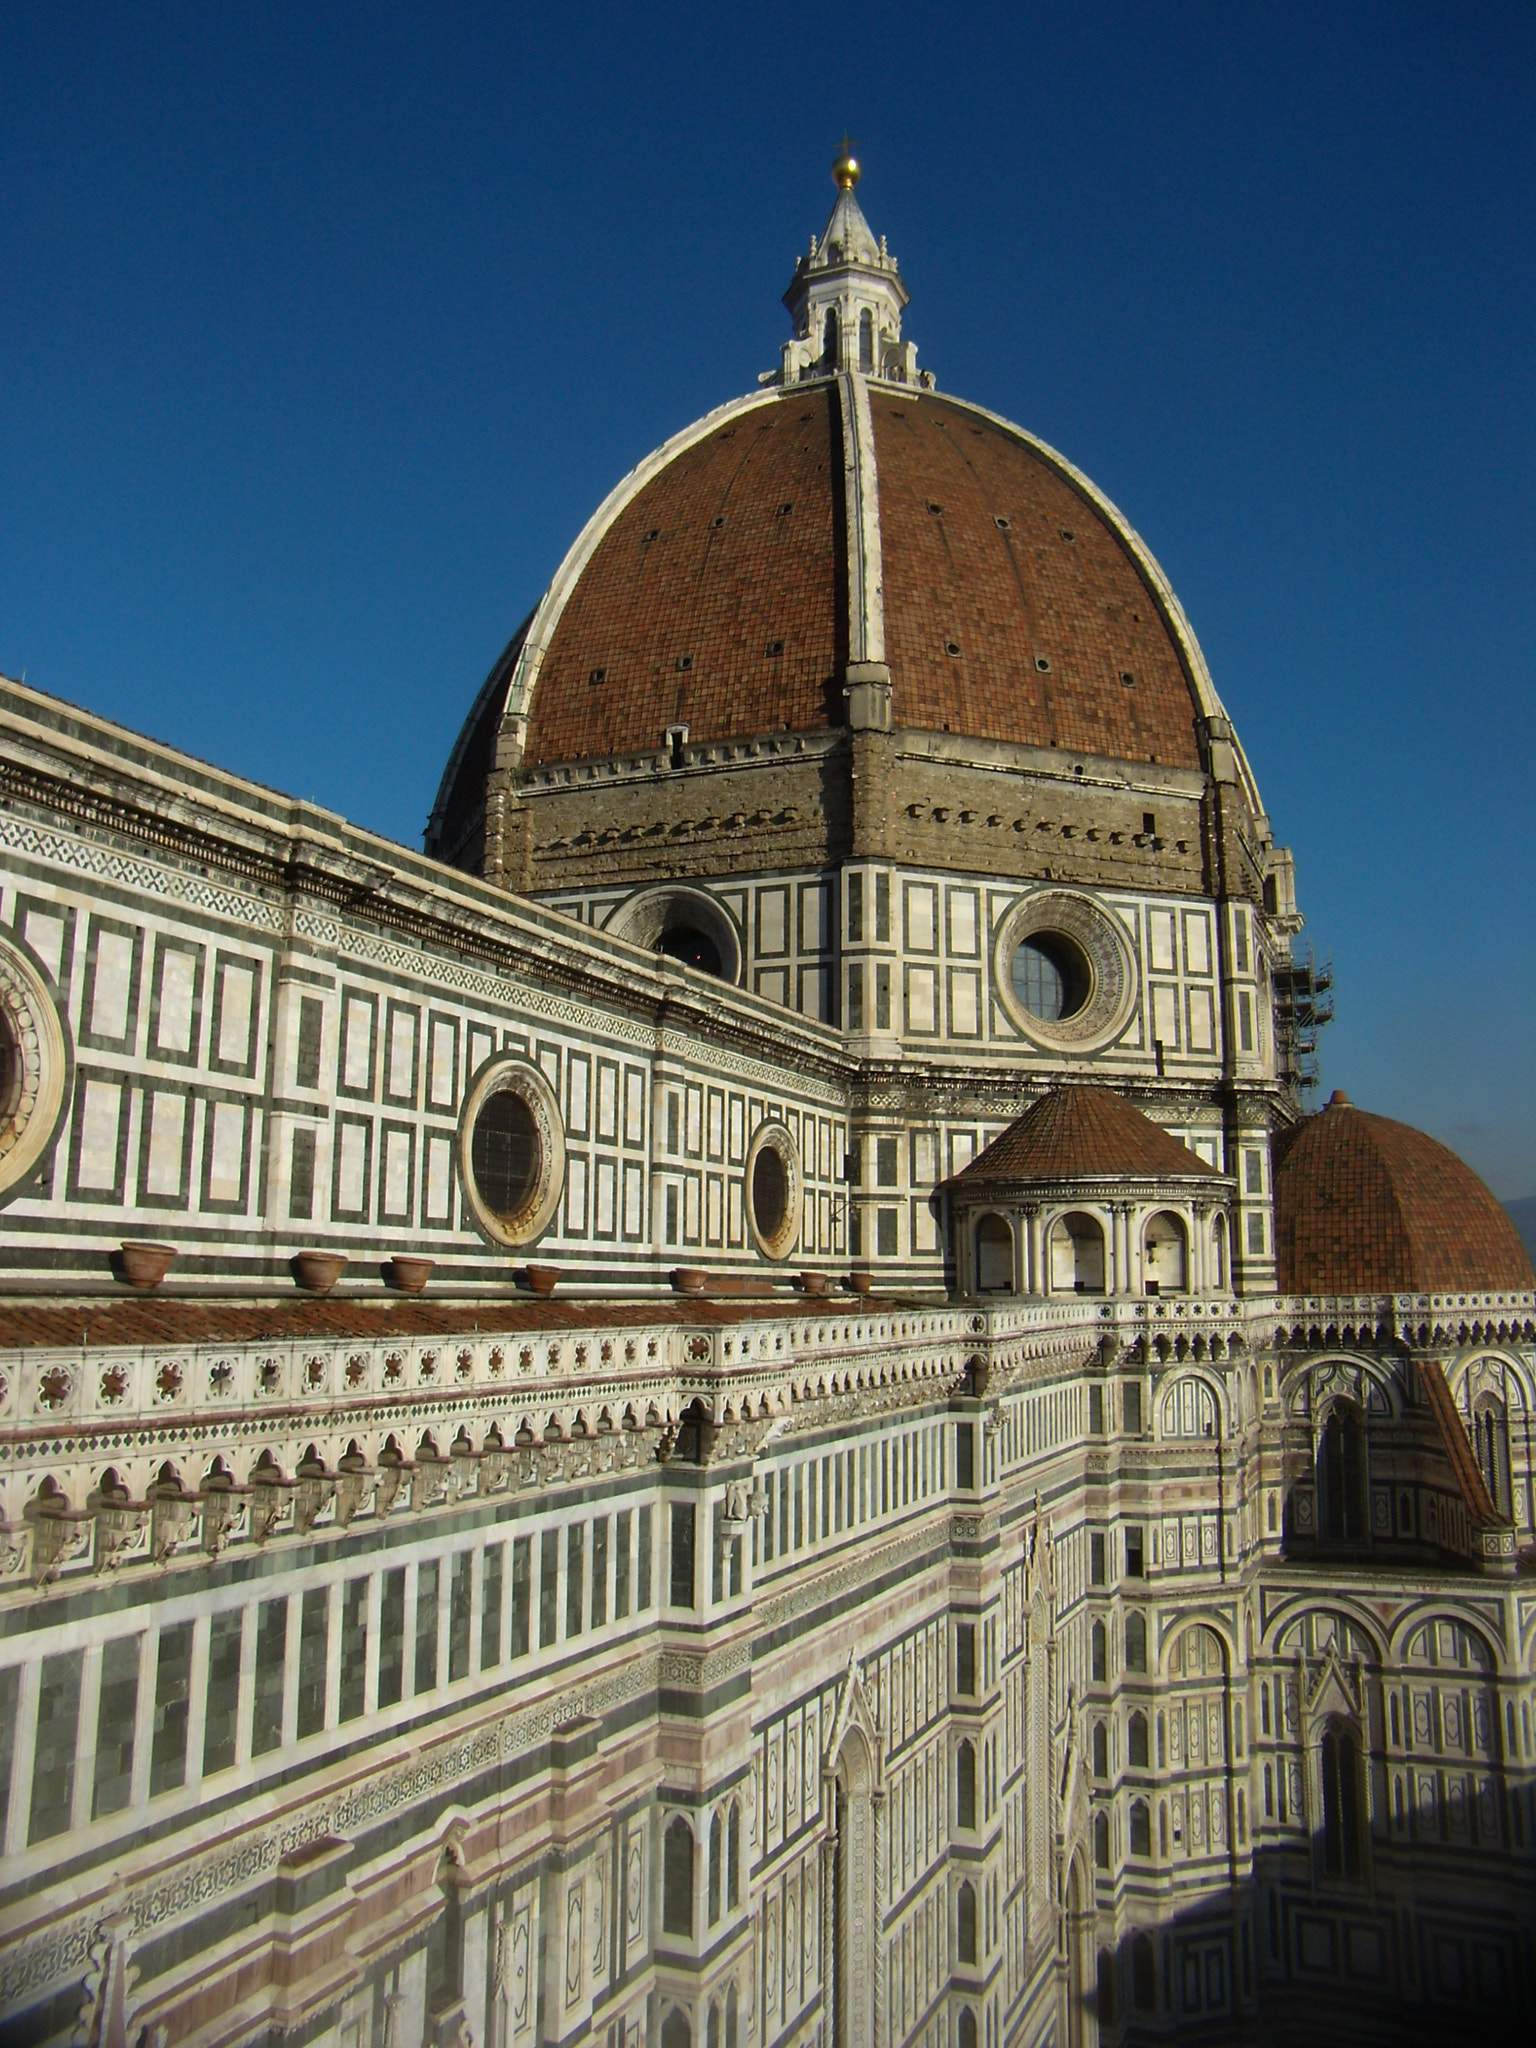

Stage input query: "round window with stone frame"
[
  {"left": 744, "top": 1120, "right": 802, "bottom": 1262},
  {"left": 0, "top": 931, "right": 70, "bottom": 1205},
  {"left": 457, "top": 1056, "right": 566, "bottom": 1250},
  {"left": 992, "top": 889, "right": 1137, "bottom": 1053}
]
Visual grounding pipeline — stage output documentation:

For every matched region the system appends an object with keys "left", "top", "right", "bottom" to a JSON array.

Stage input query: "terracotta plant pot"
[
  {"left": 386, "top": 1256, "right": 434, "bottom": 1294},
  {"left": 118, "top": 1241, "right": 177, "bottom": 1290},
  {"left": 524, "top": 1264, "right": 559, "bottom": 1297},
  {"left": 798, "top": 1270, "right": 830, "bottom": 1296},
  {"left": 671, "top": 1266, "right": 708, "bottom": 1296},
  {"left": 847, "top": 1269, "right": 875, "bottom": 1296},
  {"left": 292, "top": 1250, "right": 348, "bottom": 1294}
]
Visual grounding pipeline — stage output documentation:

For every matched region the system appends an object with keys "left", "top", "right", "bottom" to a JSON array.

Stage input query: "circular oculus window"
[
  {"left": 992, "top": 889, "right": 1137, "bottom": 1052},
  {"left": 457, "top": 1057, "right": 566, "bottom": 1249},
  {"left": 744, "top": 1121, "right": 802, "bottom": 1262},
  {"left": 0, "top": 933, "right": 69, "bottom": 1204}
]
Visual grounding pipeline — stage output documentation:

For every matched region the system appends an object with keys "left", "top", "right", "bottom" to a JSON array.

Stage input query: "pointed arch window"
[
  {"left": 859, "top": 308, "right": 875, "bottom": 371},
  {"left": 1128, "top": 1710, "right": 1149, "bottom": 1768},
  {"left": 957, "top": 1879, "right": 978, "bottom": 1963},
  {"left": 708, "top": 1810, "right": 723, "bottom": 1924},
  {"left": 1093, "top": 1811, "right": 1110, "bottom": 1869},
  {"left": 1321, "top": 1721, "right": 1363, "bottom": 1878}
]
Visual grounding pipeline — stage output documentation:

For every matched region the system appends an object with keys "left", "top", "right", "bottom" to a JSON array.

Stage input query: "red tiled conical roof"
[
  {"left": 952, "top": 1085, "right": 1220, "bottom": 1187},
  {"left": 1274, "top": 1092, "right": 1535, "bottom": 1294}
]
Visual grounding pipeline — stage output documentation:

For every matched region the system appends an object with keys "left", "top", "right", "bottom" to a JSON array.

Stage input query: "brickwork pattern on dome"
[
  {"left": 523, "top": 391, "right": 846, "bottom": 766},
  {"left": 1274, "top": 1102, "right": 1536, "bottom": 1294},
  {"left": 954, "top": 1084, "right": 1219, "bottom": 1185},
  {"left": 872, "top": 394, "right": 1204, "bottom": 766}
]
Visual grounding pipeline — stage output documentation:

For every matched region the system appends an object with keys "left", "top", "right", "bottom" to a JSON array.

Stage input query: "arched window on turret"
[
  {"left": 821, "top": 309, "right": 840, "bottom": 371},
  {"left": 708, "top": 1810, "right": 722, "bottom": 1925},
  {"left": 1316, "top": 1401, "right": 1367, "bottom": 1543},
  {"left": 859, "top": 308, "right": 874, "bottom": 371}
]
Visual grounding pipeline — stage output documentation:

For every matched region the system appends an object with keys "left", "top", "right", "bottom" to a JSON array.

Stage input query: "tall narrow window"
[
  {"left": 1125, "top": 1613, "right": 1147, "bottom": 1673},
  {"left": 957, "top": 1880, "right": 977, "bottom": 1963},
  {"left": 727, "top": 1800, "right": 741, "bottom": 1909},
  {"left": 482, "top": 1544, "right": 504, "bottom": 1669},
  {"left": 92, "top": 1635, "right": 141, "bottom": 1818},
  {"left": 449, "top": 1553, "right": 472, "bottom": 1680},
  {"left": 663, "top": 1816, "right": 695, "bottom": 1936},
  {"left": 670, "top": 1502, "right": 696, "bottom": 1608},
  {"left": 957, "top": 1740, "right": 977, "bottom": 1828},
  {"left": 203, "top": 1611, "right": 242, "bottom": 1777},
  {"left": 252, "top": 1598, "right": 287, "bottom": 1755},
  {"left": 1317, "top": 1404, "right": 1366, "bottom": 1542},
  {"left": 416, "top": 1561, "right": 441, "bottom": 1694},
  {"left": 566, "top": 1523, "right": 585, "bottom": 1637},
  {"left": 708, "top": 1811, "right": 723, "bottom": 1924},
  {"left": 1128, "top": 1710, "right": 1149, "bottom": 1769},
  {"left": 615, "top": 1510, "right": 632, "bottom": 1620},
  {"left": 28, "top": 1650, "right": 82, "bottom": 1843},
  {"left": 510, "top": 1537, "right": 531, "bottom": 1657},
  {"left": 591, "top": 1516, "right": 609, "bottom": 1627},
  {"left": 539, "top": 1529, "right": 559, "bottom": 1648},
  {"left": 378, "top": 1570, "right": 405, "bottom": 1706},
  {"left": 339, "top": 1577, "right": 368, "bottom": 1723},
  {"left": 1129, "top": 1799, "right": 1151, "bottom": 1857},
  {"left": 1093, "top": 1811, "right": 1110, "bottom": 1868},
  {"left": 1091, "top": 1622, "right": 1108, "bottom": 1683},
  {"left": 1321, "top": 1723, "right": 1363, "bottom": 1878},
  {"left": 956, "top": 1622, "right": 976, "bottom": 1696},
  {"left": 638, "top": 1505, "right": 654, "bottom": 1609},
  {"left": 859, "top": 307, "right": 875, "bottom": 371}
]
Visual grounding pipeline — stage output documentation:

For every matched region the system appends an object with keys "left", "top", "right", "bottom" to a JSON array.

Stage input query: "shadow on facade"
[{"left": 1090, "top": 1827, "right": 1535, "bottom": 2047}]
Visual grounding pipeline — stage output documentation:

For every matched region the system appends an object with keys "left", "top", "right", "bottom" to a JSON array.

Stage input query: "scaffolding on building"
[{"left": 1274, "top": 942, "right": 1334, "bottom": 1095}]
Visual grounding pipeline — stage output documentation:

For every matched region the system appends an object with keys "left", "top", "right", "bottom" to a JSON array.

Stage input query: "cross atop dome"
[{"left": 772, "top": 149, "right": 928, "bottom": 388}]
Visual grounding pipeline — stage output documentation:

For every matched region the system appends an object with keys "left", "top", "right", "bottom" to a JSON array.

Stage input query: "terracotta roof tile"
[
  {"left": 1275, "top": 1094, "right": 1535, "bottom": 1294},
  {"left": 951, "top": 1085, "right": 1220, "bottom": 1187}
]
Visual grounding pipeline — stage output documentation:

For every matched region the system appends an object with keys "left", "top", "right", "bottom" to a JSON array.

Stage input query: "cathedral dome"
[
  {"left": 428, "top": 160, "right": 1262, "bottom": 871},
  {"left": 1274, "top": 1092, "right": 1535, "bottom": 1295}
]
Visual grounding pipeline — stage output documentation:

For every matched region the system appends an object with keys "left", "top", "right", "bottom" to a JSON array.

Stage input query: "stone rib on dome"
[
  {"left": 953, "top": 1085, "right": 1221, "bottom": 1187},
  {"left": 1274, "top": 1093, "right": 1535, "bottom": 1295}
]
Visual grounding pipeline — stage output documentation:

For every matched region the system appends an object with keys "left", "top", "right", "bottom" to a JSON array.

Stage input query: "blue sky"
[{"left": 3, "top": 3, "right": 1533, "bottom": 1195}]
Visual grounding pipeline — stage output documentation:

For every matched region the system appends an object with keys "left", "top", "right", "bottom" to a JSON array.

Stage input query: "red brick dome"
[
  {"left": 429, "top": 381, "right": 1255, "bottom": 860},
  {"left": 1274, "top": 1092, "right": 1535, "bottom": 1295}
]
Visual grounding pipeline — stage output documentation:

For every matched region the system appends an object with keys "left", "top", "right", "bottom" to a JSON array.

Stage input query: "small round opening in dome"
[
  {"left": 1010, "top": 935, "right": 1090, "bottom": 1022},
  {"left": 658, "top": 927, "right": 724, "bottom": 977}
]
